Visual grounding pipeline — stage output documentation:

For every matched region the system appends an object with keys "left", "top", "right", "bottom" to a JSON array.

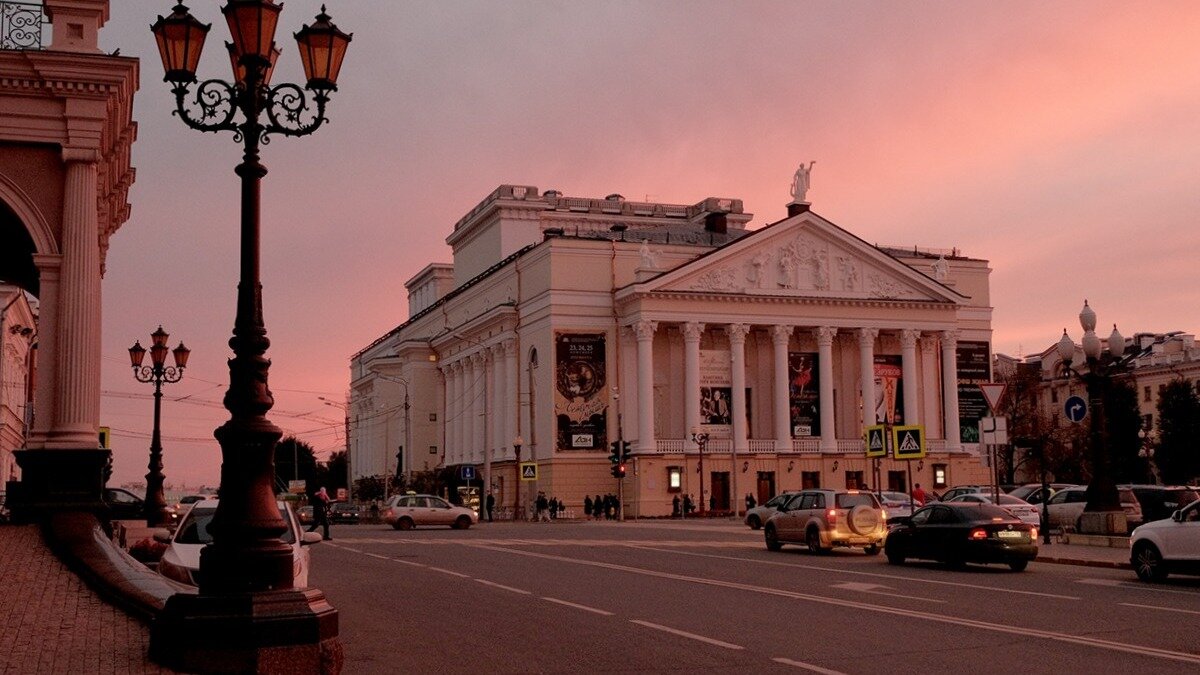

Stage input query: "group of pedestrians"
[
  {"left": 534, "top": 492, "right": 565, "bottom": 522},
  {"left": 583, "top": 493, "right": 620, "bottom": 520}
]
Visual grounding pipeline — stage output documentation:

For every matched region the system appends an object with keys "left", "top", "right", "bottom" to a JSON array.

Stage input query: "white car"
[
  {"left": 1130, "top": 498, "right": 1200, "bottom": 582},
  {"left": 948, "top": 493, "right": 1041, "bottom": 526},
  {"left": 744, "top": 492, "right": 799, "bottom": 530},
  {"left": 383, "top": 493, "right": 478, "bottom": 530},
  {"left": 156, "top": 499, "right": 322, "bottom": 587},
  {"left": 1038, "top": 486, "right": 1143, "bottom": 531}
]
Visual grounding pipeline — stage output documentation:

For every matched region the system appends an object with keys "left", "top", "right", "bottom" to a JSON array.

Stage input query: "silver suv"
[{"left": 764, "top": 489, "right": 887, "bottom": 555}]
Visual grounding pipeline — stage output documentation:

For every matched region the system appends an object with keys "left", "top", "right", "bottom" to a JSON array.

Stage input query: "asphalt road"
[{"left": 310, "top": 519, "right": 1200, "bottom": 674}]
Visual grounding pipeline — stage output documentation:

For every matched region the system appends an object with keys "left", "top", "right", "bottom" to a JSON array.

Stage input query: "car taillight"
[
  {"left": 1030, "top": 527, "right": 1038, "bottom": 540},
  {"left": 827, "top": 509, "right": 837, "bottom": 524},
  {"left": 969, "top": 528, "right": 988, "bottom": 540}
]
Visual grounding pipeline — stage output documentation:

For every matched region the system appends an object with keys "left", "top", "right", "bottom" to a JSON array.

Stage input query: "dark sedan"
[
  {"left": 329, "top": 502, "right": 361, "bottom": 524},
  {"left": 885, "top": 502, "right": 1038, "bottom": 571}
]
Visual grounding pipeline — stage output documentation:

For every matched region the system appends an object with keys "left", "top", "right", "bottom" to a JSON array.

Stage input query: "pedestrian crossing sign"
[
  {"left": 891, "top": 425, "right": 926, "bottom": 460},
  {"left": 864, "top": 425, "right": 886, "bottom": 458},
  {"left": 520, "top": 462, "right": 538, "bottom": 481},
  {"left": 98, "top": 426, "right": 110, "bottom": 449}
]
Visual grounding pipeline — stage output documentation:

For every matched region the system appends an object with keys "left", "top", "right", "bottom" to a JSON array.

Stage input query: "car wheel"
[
  {"left": 1008, "top": 560, "right": 1029, "bottom": 572},
  {"left": 747, "top": 515, "right": 761, "bottom": 530},
  {"left": 397, "top": 517, "right": 414, "bottom": 531},
  {"left": 885, "top": 546, "right": 905, "bottom": 565},
  {"left": 864, "top": 544, "right": 881, "bottom": 556},
  {"left": 806, "top": 527, "right": 825, "bottom": 554},
  {"left": 764, "top": 525, "right": 783, "bottom": 551},
  {"left": 1132, "top": 542, "right": 1168, "bottom": 582},
  {"left": 454, "top": 515, "right": 472, "bottom": 530}
]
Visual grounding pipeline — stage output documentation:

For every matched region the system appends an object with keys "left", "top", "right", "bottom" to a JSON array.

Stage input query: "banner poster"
[
  {"left": 788, "top": 352, "right": 820, "bottom": 437},
  {"left": 554, "top": 333, "right": 607, "bottom": 451},
  {"left": 874, "top": 355, "right": 904, "bottom": 425},
  {"left": 699, "top": 349, "right": 732, "bottom": 429},
  {"left": 956, "top": 340, "right": 992, "bottom": 443}
]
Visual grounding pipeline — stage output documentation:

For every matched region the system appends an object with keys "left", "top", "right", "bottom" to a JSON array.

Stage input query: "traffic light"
[
  {"left": 611, "top": 463, "right": 626, "bottom": 479},
  {"left": 621, "top": 440, "right": 632, "bottom": 461},
  {"left": 609, "top": 441, "right": 620, "bottom": 465}
]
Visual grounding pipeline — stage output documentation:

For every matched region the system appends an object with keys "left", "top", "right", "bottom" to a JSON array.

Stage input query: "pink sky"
[{"left": 95, "top": 1, "right": 1200, "bottom": 487}]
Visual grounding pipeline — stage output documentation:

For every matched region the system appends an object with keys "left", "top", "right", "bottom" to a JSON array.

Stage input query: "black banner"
[
  {"left": 956, "top": 340, "right": 991, "bottom": 443},
  {"left": 555, "top": 333, "right": 607, "bottom": 450}
]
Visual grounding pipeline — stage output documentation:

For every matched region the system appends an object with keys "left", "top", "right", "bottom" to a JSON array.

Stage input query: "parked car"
[
  {"left": 297, "top": 505, "right": 314, "bottom": 525},
  {"left": 885, "top": 502, "right": 1038, "bottom": 571},
  {"left": 879, "top": 490, "right": 919, "bottom": 517},
  {"left": 744, "top": 492, "right": 799, "bottom": 530},
  {"left": 764, "top": 489, "right": 886, "bottom": 554},
  {"left": 1129, "top": 497, "right": 1200, "bottom": 582},
  {"left": 947, "top": 493, "right": 1041, "bottom": 526},
  {"left": 1007, "top": 483, "right": 1077, "bottom": 506},
  {"left": 383, "top": 494, "right": 478, "bottom": 530},
  {"left": 155, "top": 499, "right": 321, "bottom": 587},
  {"left": 1121, "top": 485, "right": 1200, "bottom": 524},
  {"left": 1038, "top": 486, "right": 1143, "bottom": 531},
  {"left": 104, "top": 488, "right": 145, "bottom": 519},
  {"left": 329, "top": 502, "right": 361, "bottom": 524},
  {"left": 939, "top": 485, "right": 990, "bottom": 501}
]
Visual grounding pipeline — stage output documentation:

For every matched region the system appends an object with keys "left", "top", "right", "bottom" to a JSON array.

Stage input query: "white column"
[
  {"left": 472, "top": 352, "right": 487, "bottom": 461},
  {"left": 682, "top": 322, "right": 704, "bottom": 450},
  {"left": 504, "top": 338, "right": 518, "bottom": 460},
  {"left": 452, "top": 360, "right": 463, "bottom": 464},
  {"left": 920, "top": 336, "right": 941, "bottom": 439},
  {"left": 727, "top": 323, "right": 750, "bottom": 515},
  {"left": 771, "top": 325, "right": 792, "bottom": 450},
  {"left": 858, "top": 328, "right": 879, "bottom": 432},
  {"left": 633, "top": 320, "right": 658, "bottom": 452},
  {"left": 900, "top": 329, "right": 920, "bottom": 425},
  {"left": 941, "top": 330, "right": 962, "bottom": 452},
  {"left": 440, "top": 364, "right": 451, "bottom": 462},
  {"left": 814, "top": 327, "right": 837, "bottom": 452},
  {"left": 488, "top": 344, "right": 505, "bottom": 496},
  {"left": 462, "top": 356, "right": 475, "bottom": 463},
  {"left": 26, "top": 255, "right": 61, "bottom": 448}
]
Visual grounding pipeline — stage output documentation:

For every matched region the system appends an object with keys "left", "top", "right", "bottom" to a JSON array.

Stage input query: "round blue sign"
[{"left": 1064, "top": 395, "right": 1087, "bottom": 423}]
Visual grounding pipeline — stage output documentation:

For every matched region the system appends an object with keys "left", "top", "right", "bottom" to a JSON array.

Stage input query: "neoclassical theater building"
[{"left": 351, "top": 183, "right": 993, "bottom": 516}]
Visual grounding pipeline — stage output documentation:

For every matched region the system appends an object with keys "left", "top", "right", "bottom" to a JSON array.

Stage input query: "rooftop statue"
[{"left": 790, "top": 161, "right": 815, "bottom": 204}]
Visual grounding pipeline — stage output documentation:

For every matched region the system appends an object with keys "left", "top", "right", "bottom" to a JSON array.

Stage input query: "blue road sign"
[
  {"left": 460, "top": 465, "right": 477, "bottom": 481},
  {"left": 1064, "top": 395, "right": 1087, "bottom": 423}
]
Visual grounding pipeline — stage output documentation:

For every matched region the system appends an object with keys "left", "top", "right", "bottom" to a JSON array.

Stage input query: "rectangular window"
[
  {"left": 1142, "top": 414, "right": 1153, "bottom": 431},
  {"left": 1050, "top": 388, "right": 1058, "bottom": 403},
  {"left": 429, "top": 445, "right": 438, "bottom": 454},
  {"left": 845, "top": 471, "right": 865, "bottom": 490},
  {"left": 667, "top": 466, "right": 682, "bottom": 492},
  {"left": 933, "top": 464, "right": 947, "bottom": 488},
  {"left": 429, "top": 413, "right": 438, "bottom": 421},
  {"left": 887, "top": 471, "right": 907, "bottom": 492},
  {"left": 1144, "top": 386, "right": 1151, "bottom": 402},
  {"left": 800, "top": 471, "right": 821, "bottom": 489}
]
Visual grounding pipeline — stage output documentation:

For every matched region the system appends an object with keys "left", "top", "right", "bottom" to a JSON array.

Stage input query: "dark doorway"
[
  {"left": 0, "top": 200, "right": 39, "bottom": 295},
  {"left": 801, "top": 471, "right": 820, "bottom": 489},
  {"left": 887, "top": 471, "right": 908, "bottom": 493},
  {"left": 710, "top": 472, "right": 730, "bottom": 511},
  {"left": 756, "top": 471, "right": 775, "bottom": 503}
]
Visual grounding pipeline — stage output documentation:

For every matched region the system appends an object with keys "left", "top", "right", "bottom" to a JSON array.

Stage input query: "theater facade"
[{"left": 351, "top": 184, "right": 993, "bottom": 516}]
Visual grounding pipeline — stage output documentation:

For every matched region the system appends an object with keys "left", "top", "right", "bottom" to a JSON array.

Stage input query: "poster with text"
[
  {"left": 700, "top": 350, "right": 732, "bottom": 429},
  {"left": 555, "top": 333, "right": 607, "bottom": 450},
  {"left": 874, "top": 355, "right": 904, "bottom": 425},
  {"left": 788, "top": 352, "right": 820, "bottom": 436},
  {"left": 956, "top": 340, "right": 991, "bottom": 443}
]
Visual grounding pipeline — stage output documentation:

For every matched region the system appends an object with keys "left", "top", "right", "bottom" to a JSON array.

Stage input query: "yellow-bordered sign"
[
  {"left": 864, "top": 425, "right": 887, "bottom": 458},
  {"left": 520, "top": 462, "right": 538, "bottom": 481},
  {"left": 98, "top": 426, "right": 111, "bottom": 449},
  {"left": 892, "top": 425, "right": 926, "bottom": 460}
]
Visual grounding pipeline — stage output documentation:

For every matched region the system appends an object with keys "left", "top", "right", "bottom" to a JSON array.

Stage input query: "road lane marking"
[
  {"left": 390, "top": 558, "right": 425, "bottom": 568},
  {"left": 541, "top": 597, "right": 615, "bottom": 616},
  {"left": 427, "top": 567, "right": 470, "bottom": 578},
  {"left": 831, "top": 581, "right": 944, "bottom": 604},
  {"left": 1120, "top": 602, "right": 1200, "bottom": 616},
  {"left": 475, "top": 544, "right": 1200, "bottom": 665},
  {"left": 629, "top": 620, "right": 743, "bottom": 650},
  {"left": 772, "top": 657, "right": 847, "bottom": 674},
  {"left": 365, "top": 552, "right": 388, "bottom": 560},
  {"left": 474, "top": 579, "right": 531, "bottom": 595},
  {"left": 1077, "top": 578, "right": 1200, "bottom": 597},
  {"left": 627, "top": 545, "right": 1079, "bottom": 600}
]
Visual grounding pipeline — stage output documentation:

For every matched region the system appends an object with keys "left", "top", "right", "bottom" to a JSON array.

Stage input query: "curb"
[{"left": 1036, "top": 555, "right": 1131, "bottom": 570}]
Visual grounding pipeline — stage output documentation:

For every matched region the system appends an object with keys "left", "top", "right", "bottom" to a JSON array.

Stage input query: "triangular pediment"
[{"left": 637, "top": 212, "right": 964, "bottom": 304}]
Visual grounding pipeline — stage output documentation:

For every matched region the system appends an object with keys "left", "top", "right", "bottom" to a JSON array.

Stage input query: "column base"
[
  {"left": 150, "top": 588, "right": 341, "bottom": 674},
  {"left": 7, "top": 447, "right": 111, "bottom": 522}
]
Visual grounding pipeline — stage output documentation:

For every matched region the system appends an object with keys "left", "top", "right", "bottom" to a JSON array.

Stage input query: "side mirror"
[
  {"left": 1172, "top": 510, "right": 1183, "bottom": 522},
  {"left": 152, "top": 531, "right": 172, "bottom": 544},
  {"left": 301, "top": 531, "right": 324, "bottom": 545}
]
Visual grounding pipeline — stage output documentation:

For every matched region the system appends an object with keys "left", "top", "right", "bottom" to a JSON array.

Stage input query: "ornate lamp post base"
[{"left": 151, "top": 588, "right": 341, "bottom": 674}]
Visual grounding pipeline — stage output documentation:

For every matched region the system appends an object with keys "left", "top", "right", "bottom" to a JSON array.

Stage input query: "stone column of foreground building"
[
  {"left": 440, "top": 363, "right": 451, "bottom": 463},
  {"left": 941, "top": 330, "right": 962, "bottom": 452},
  {"left": 26, "top": 255, "right": 61, "bottom": 449},
  {"left": 457, "top": 358, "right": 470, "bottom": 464},
  {"left": 771, "top": 325, "right": 792, "bottom": 451},
  {"left": 815, "top": 327, "right": 837, "bottom": 452},
  {"left": 920, "top": 335, "right": 941, "bottom": 439},
  {"left": 490, "top": 344, "right": 505, "bottom": 490},
  {"left": 448, "top": 361, "right": 461, "bottom": 464},
  {"left": 634, "top": 320, "right": 658, "bottom": 452},
  {"left": 900, "top": 329, "right": 920, "bottom": 425},
  {"left": 473, "top": 352, "right": 487, "bottom": 463},
  {"left": 858, "top": 329, "right": 879, "bottom": 432},
  {"left": 504, "top": 338, "right": 518, "bottom": 460},
  {"left": 727, "top": 323, "right": 750, "bottom": 513},
  {"left": 682, "top": 322, "right": 704, "bottom": 450}
]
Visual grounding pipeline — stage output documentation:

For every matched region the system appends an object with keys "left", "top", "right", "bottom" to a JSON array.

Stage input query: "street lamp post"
[
  {"left": 148, "top": 2, "right": 351, "bottom": 670},
  {"left": 128, "top": 327, "right": 190, "bottom": 527},
  {"left": 1056, "top": 300, "right": 1133, "bottom": 535},
  {"left": 319, "top": 396, "right": 351, "bottom": 501},
  {"left": 691, "top": 428, "right": 708, "bottom": 516},
  {"left": 513, "top": 435, "right": 524, "bottom": 520}
]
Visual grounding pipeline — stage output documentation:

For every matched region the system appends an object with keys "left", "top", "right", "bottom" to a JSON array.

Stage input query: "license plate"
[{"left": 997, "top": 530, "right": 1023, "bottom": 539}]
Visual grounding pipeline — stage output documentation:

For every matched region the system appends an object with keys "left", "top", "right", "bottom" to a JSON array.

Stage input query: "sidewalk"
[
  {"left": 1035, "top": 538, "right": 1132, "bottom": 570},
  {"left": 0, "top": 524, "right": 175, "bottom": 674}
]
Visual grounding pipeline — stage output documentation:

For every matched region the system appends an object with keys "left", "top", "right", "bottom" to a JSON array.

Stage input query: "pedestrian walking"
[
  {"left": 536, "top": 492, "right": 550, "bottom": 522},
  {"left": 307, "top": 487, "right": 332, "bottom": 540},
  {"left": 584, "top": 495, "right": 593, "bottom": 519},
  {"left": 672, "top": 494, "right": 681, "bottom": 518},
  {"left": 683, "top": 494, "right": 694, "bottom": 517},
  {"left": 612, "top": 494, "right": 620, "bottom": 520},
  {"left": 485, "top": 491, "right": 495, "bottom": 522},
  {"left": 911, "top": 483, "right": 927, "bottom": 506},
  {"left": 549, "top": 497, "right": 559, "bottom": 519},
  {"left": 603, "top": 494, "right": 614, "bottom": 520},
  {"left": 593, "top": 494, "right": 603, "bottom": 520},
  {"left": 709, "top": 494, "right": 716, "bottom": 513},
  {"left": 746, "top": 493, "right": 756, "bottom": 511}
]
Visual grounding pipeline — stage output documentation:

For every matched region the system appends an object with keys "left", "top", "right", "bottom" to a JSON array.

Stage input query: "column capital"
[
  {"left": 502, "top": 337, "right": 517, "bottom": 355},
  {"left": 725, "top": 323, "right": 751, "bottom": 344},
  {"left": 940, "top": 329, "right": 960, "bottom": 348},
  {"left": 489, "top": 342, "right": 505, "bottom": 358},
  {"left": 61, "top": 147, "right": 100, "bottom": 164},
  {"left": 900, "top": 329, "right": 920, "bottom": 349},
  {"left": 813, "top": 326, "right": 837, "bottom": 346},
  {"left": 472, "top": 350, "right": 488, "bottom": 365},
  {"left": 920, "top": 334, "right": 940, "bottom": 353},
  {"left": 770, "top": 325, "right": 793, "bottom": 345},
  {"left": 857, "top": 327, "right": 879, "bottom": 347},
  {"left": 632, "top": 320, "right": 658, "bottom": 341},
  {"left": 682, "top": 322, "right": 706, "bottom": 342}
]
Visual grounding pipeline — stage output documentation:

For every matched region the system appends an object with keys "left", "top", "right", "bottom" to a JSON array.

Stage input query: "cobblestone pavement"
[{"left": 0, "top": 525, "right": 174, "bottom": 674}]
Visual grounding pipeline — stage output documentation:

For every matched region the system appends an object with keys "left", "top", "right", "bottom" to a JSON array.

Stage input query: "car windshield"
[
  {"left": 956, "top": 504, "right": 1016, "bottom": 521},
  {"left": 836, "top": 493, "right": 878, "bottom": 509},
  {"left": 175, "top": 506, "right": 295, "bottom": 545},
  {"left": 881, "top": 492, "right": 909, "bottom": 502}
]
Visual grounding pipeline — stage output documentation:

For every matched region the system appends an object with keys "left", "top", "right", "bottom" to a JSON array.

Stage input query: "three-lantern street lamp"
[
  {"left": 690, "top": 428, "right": 709, "bottom": 516},
  {"left": 1056, "top": 300, "right": 1135, "bottom": 534},
  {"left": 147, "top": 2, "right": 351, "bottom": 671},
  {"left": 128, "top": 327, "right": 190, "bottom": 528}
]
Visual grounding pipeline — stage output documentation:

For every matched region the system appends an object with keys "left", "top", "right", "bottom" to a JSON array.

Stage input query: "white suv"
[
  {"left": 1129, "top": 497, "right": 1200, "bottom": 582},
  {"left": 764, "top": 489, "right": 886, "bottom": 555}
]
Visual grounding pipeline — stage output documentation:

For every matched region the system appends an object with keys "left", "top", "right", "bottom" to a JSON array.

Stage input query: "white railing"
[
  {"left": 836, "top": 439, "right": 865, "bottom": 454},
  {"left": 790, "top": 439, "right": 822, "bottom": 454},
  {"left": 747, "top": 439, "right": 776, "bottom": 453},
  {"left": 655, "top": 439, "right": 685, "bottom": 454},
  {"left": 647, "top": 437, "right": 964, "bottom": 457}
]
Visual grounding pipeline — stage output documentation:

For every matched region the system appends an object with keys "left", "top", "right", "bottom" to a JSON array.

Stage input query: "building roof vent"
[
  {"left": 543, "top": 189, "right": 561, "bottom": 198},
  {"left": 605, "top": 193, "right": 624, "bottom": 201}
]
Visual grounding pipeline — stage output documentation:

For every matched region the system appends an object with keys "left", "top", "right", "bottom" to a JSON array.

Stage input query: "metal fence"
[{"left": 1, "top": 1, "right": 44, "bottom": 50}]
